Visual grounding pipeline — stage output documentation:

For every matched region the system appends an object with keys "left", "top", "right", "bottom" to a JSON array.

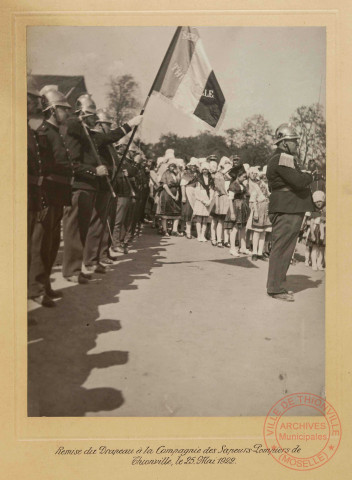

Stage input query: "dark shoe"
[
  {"left": 100, "top": 258, "right": 114, "bottom": 265},
  {"left": 268, "top": 292, "right": 294, "bottom": 302},
  {"left": 85, "top": 266, "right": 95, "bottom": 274},
  {"left": 32, "top": 294, "right": 56, "bottom": 308},
  {"left": 186, "top": 235, "right": 192, "bottom": 239},
  {"left": 211, "top": 240, "right": 217, "bottom": 246},
  {"left": 224, "top": 242, "right": 230, "bottom": 248},
  {"left": 252, "top": 254, "right": 258, "bottom": 261},
  {"left": 108, "top": 250, "right": 119, "bottom": 260},
  {"left": 123, "top": 244, "right": 129, "bottom": 254},
  {"left": 46, "top": 288, "right": 64, "bottom": 299},
  {"left": 257, "top": 255, "right": 268, "bottom": 262},
  {"left": 263, "top": 252, "right": 270, "bottom": 258},
  {"left": 80, "top": 272, "right": 93, "bottom": 280},
  {"left": 66, "top": 274, "right": 89, "bottom": 284},
  {"left": 95, "top": 264, "right": 108, "bottom": 274}
]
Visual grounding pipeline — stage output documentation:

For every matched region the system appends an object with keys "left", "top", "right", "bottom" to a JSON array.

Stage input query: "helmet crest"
[{"left": 40, "top": 85, "right": 71, "bottom": 111}]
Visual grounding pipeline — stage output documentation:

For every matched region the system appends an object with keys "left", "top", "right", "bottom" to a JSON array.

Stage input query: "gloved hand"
[
  {"left": 96, "top": 165, "right": 108, "bottom": 176},
  {"left": 128, "top": 115, "right": 143, "bottom": 128}
]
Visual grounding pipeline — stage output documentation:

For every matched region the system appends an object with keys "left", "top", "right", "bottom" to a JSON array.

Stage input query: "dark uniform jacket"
[
  {"left": 266, "top": 148, "right": 314, "bottom": 213},
  {"left": 96, "top": 142, "right": 119, "bottom": 192},
  {"left": 114, "top": 160, "right": 137, "bottom": 197},
  {"left": 36, "top": 120, "right": 73, "bottom": 207},
  {"left": 28, "top": 124, "right": 46, "bottom": 211},
  {"left": 140, "top": 166, "right": 151, "bottom": 194},
  {"left": 115, "top": 158, "right": 140, "bottom": 198},
  {"left": 64, "top": 116, "right": 131, "bottom": 191}
]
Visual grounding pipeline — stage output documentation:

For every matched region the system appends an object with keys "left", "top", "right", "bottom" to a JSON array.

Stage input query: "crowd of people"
[
  {"left": 147, "top": 150, "right": 326, "bottom": 271},
  {"left": 150, "top": 151, "right": 273, "bottom": 260},
  {"left": 27, "top": 75, "right": 326, "bottom": 310}
]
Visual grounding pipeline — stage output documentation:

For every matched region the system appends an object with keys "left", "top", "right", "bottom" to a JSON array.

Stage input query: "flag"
[{"left": 151, "top": 26, "right": 226, "bottom": 130}]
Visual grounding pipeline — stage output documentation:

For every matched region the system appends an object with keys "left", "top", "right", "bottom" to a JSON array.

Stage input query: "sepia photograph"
[{"left": 27, "top": 25, "right": 326, "bottom": 417}]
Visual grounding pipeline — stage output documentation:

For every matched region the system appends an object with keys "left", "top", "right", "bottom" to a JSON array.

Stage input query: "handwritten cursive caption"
[{"left": 54, "top": 444, "right": 302, "bottom": 466}]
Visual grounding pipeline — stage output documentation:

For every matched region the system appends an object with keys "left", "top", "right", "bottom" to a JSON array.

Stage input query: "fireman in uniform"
[
  {"left": 27, "top": 75, "right": 44, "bottom": 276},
  {"left": 83, "top": 109, "right": 119, "bottom": 271},
  {"left": 266, "top": 123, "right": 314, "bottom": 302},
  {"left": 110, "top": 149, "right": 138, "bottom": 255},
  {"left": 28, "top": 85, "right": 72, "bottom": 307},
  {"left": 62, "top": 94, "right": 142, "bottom": 283}
]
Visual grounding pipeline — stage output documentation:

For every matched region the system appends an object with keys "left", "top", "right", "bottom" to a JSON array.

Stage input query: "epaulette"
[{"left": 278, "top": 153, "right": 295, "bottom": 169}]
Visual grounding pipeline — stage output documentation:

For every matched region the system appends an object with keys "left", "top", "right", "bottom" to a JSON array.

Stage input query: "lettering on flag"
[{"left": 152, "top": 26, "right": 226, "bottom": 130}]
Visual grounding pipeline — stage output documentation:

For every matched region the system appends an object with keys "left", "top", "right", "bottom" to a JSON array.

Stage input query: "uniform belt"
[
  {"left": 46, "top": 174, "right": 74, "bottom": 185},
  {"left": 28, "top": 174, "right": 43, "bottom": 186}
]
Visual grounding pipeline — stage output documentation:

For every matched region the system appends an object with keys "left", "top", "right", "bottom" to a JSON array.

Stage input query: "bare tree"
[{"left": 290, "top": 103, "right": 326, "bottom": 168}]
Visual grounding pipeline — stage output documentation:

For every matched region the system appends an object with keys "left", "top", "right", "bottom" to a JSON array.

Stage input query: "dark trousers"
[
  {"left": 28, "top": 206, "right": 63, "bottom": 298},
  {"left": 100, "top": 197, "right": 117, "bottom": 261},
  {"left": 112, "top": 196, "right": 132, "bottom": 248},
  {"left": 129, "top": 197, "right": 141, "bottom": 239},
  {"left": 138, "top": 189, "right": 150, "bottom": 223},
  {"left": 62, "top": 189, "right": 96, "bottom": 278},
  {"left": 266, "top": 212, "right": 304, "bottom": 294},
  {"left": 83, "top": 190, "right": 111, "bottom": 266}
]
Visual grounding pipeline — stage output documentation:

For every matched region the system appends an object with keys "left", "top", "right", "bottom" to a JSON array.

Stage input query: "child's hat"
[
  {"left": 248, "top": 166, "right": 260, "bottom": 174},
  {"left": 188, "top": 157, "right": 199, "bottom": 167},
  {"left": 200, "top": 162, "right": 210, "bottom": 171},
  {"left": 312, "top": 190, "right": 325, "bottom": 203}
]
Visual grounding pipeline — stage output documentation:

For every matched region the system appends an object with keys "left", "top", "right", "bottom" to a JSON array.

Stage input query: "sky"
[{"left": 27, "top": 26, "right": 326, "bottom": 143}]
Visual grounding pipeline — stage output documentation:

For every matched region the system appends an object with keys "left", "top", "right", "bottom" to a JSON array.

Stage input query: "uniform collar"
[{"left": 42, "top": 119, "right": 59, "bottom": 131}]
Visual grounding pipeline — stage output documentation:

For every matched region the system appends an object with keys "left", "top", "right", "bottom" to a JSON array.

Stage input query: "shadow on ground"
[
  {"left": 209, "top": 256, "right": 260, "bottom": 269},
  {"left": 285, "top": 274, "right": 323, "bottom": 293},
  {"left": 161, "top": 256, "right": 259, "bottom": 269},
  {"left": 28, "top": 228, "right": 166, "bottom": 417}
]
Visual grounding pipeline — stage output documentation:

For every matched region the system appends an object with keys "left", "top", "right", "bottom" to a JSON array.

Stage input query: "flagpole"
[
  {"left": 114, "top": 26, "right": 182, "bottom": 177},
  {"left": 96, "top": 26, "right": 182, "bottom": 261}
]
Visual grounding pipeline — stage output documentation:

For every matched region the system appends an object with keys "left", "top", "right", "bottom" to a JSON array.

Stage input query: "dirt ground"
[{"left": 28, "top": 225, "right": 325, "bottom": 417}]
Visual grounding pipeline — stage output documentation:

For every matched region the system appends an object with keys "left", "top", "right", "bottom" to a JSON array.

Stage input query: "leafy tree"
[
  {"left": 225, "top": 115, "right": 274, "bottom": 167},
  {"left": 224, "top": 127, "right": 243, "bottom": 150},
  {"left": 240, "top": 114, "right": 273, "bottom": 147},
  {"left": 290, "top": 103, "right": 326, "bottom": 168},
  {"left": 106, "top": 74, "right": 141, "bottom": 126}
]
